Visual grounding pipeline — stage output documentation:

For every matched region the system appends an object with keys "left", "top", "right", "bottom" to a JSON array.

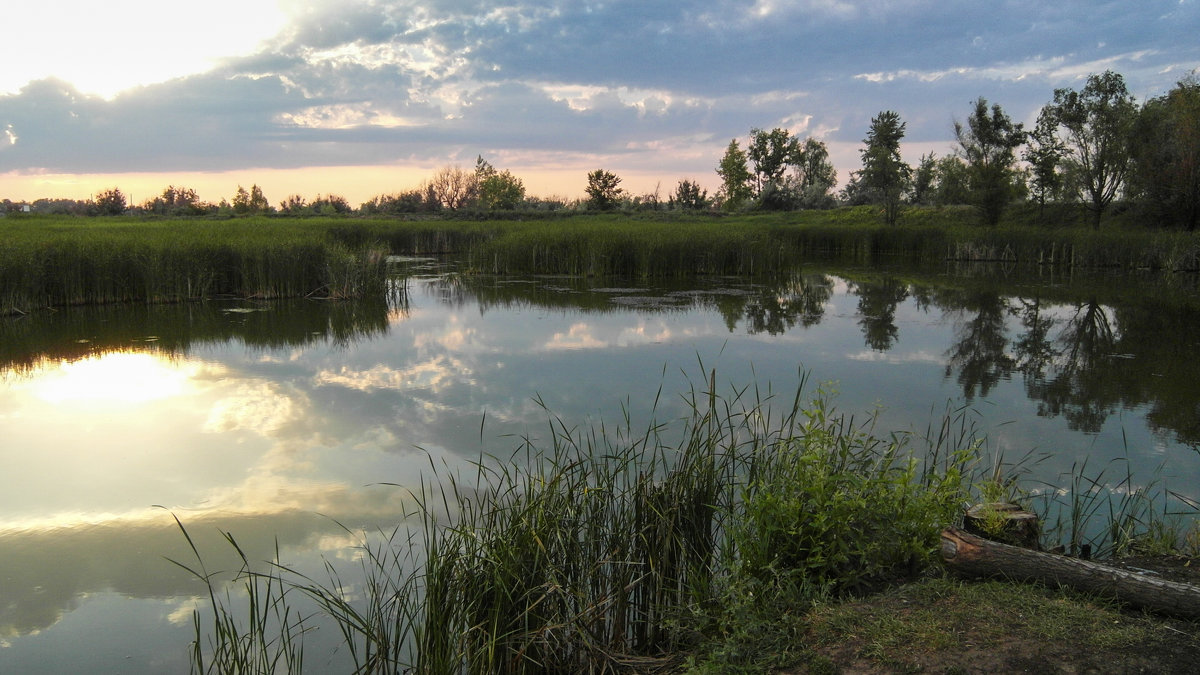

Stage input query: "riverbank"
[{"left": 4, "top": 209, "right": 1198, "bottom": 314}]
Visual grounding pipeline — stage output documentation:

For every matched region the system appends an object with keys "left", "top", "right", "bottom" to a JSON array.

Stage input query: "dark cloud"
[{"left": 0, "top": 0, "right": 1195, "bottom": 181}]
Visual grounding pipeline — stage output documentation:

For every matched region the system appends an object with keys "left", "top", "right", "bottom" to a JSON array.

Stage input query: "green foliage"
[
  {"left": 672, "top": 178, "right": 709, "bottom": 211},
  {"left": 584, "top": 169, "right": 623, "bottom": 210},
  {"left": 735, "top": 385, "right": 969, "bottom": 596},
  {"left": 94, "top": 187, "right": 127, "bottom": 215},
  {"left": 232, "top": 184, "right": 270, "bottom": 215},
  {"left": 748, "top": 127, "right": 803, "bottom": 193},
  {"left": 716, "top": 139, "right": 754, "bottom": 209},
  {"left": 0, "top": 217, "right": 390, "bottom": 314},
  {"left": 955, "top": 97, "right": 1026, "bottom": 227},
  {"left": 1043, "top": 70, "right": 1139, "bottom": 229},
  {"left": 475, "top": 156, "right": 526, "bottom": 210},
  {"left": 1129, "top": 73, "right": 1200, "bottom": 231},
  {"left": 1024, "top": 107, "right": 1067, "bottom": 215},
  {"left": 859, "top": 110, "right": 912, "bottom": 225}
]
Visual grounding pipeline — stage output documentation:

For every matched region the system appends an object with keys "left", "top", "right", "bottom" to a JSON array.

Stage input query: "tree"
[
  {"left": 934, "top": 156, "right": 971, "bottom": 205},
  {"left": 1042, "top": 70, "right": 1138, "bottom": 229},
  {"left": 147, "top": 185, "right": 206, "bottom": 215},
  {"left": 955, "top": 98, "right": 1026, "bottom": 226},
  {"left": 672, "top": 179, "right": 709, "bottom": 211},
  {"left": 1023, "top": 107, "right": 1066, "bottom": 216},
  {"left": 94, "top": 187, "right": 126, "bottom": 215},
  {"left": 747, "top": 127, "right": 802, "bottom": 193},
  {"left": 859, "top": 110, "right": 912, "bottom": 225},
  {"left": 232, "top": 184, "right": 270, "bottom": 215},
  {"left": 910, "top": 153, "right": 938, "bottom": 205},
  {"left": 585, "top": 169, "right": 623, "bottom": 210},
  {"left": 716, "top": 139, "right": 753, "bottom": 209},
  {"left": 794, "top": 137, "right": 837, "bottom": 208},
  {"left": 475, "top": 156, "right": 526, "bottom": 210},
  {"left": 428, "top": 166, "right": 477, "bottom": 210},
  {"left": 1129, "top": 74, "right": 1200, "bottom": 230}
]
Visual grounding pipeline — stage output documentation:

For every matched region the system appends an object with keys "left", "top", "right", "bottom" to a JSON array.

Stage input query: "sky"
[{"left": 1, "top": 0, "right": 1197, "bottom": 207}]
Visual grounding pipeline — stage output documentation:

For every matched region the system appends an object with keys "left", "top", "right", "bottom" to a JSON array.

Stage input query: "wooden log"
[{"left": 940, "top": 526, "right": 1200, "bottom": 619}]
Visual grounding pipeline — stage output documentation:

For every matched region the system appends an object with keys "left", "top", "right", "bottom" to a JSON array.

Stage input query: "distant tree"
[
  {"left": 747, "top": 127, "right": 803, "bottom": 194},
  {"left": 931, "top": 156, "right": 971, "bottom": 206},
  {"left": 94, "top": 187, "right": 127, "bottom": 215},
  {"left": 859, "top": 110, "right": 912, "bottom": 225},
  {"left": 794, "top": 137, "right": 837, "bottom": 208},
  {"left": 910, "top": 153, "right": 938, "bottom": 205},
  {"left": 428, "top": 165, "right": 477, "bottom": 210},
  {"left": 475, "top": 156, "right": 526, "bottom": 210},
  {"left": 279, "top": 194, "right": 307, "bottom": 214},
  {"left": 1041, "top": 70, "right": 1138, "bottom": 228},
  {"left": 716, "top": 139, "right": 754, "bottom": 209},
  {"left": 585, "top": 169, "right": 623, "bottom": 210},
  {"left": 838, "top": 171, "right": 872, "bottom": 206},
  {"left": 147, "top": 185, "right": 206, "bottom": 215},
  {"left": 955, "top": 97, "right": 1026, "bottom": 226},
  {"left": 360, "top": 190, "right": 436, "bottom": 215},
  {"left": 1129, "top": 74, "right": 1200, "bottom": 230},
  {"left": 672, "top": 179, "right": 709, "bottom": 211},
  {"left": 312, "top": 194, "right": 351, "bottom": 214},
  {"left": 232, "top": 184, "right": 270, "bottom": 215},
  {"left": 1023, "top": 107, "right": 1067, "bottom": 216}
]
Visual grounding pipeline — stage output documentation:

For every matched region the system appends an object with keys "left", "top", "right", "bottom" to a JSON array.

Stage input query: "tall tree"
[
  {"left": 795, "top": 137, "right": 837, "bottom": 208},
  {"left": 1129, "top": 74, "right": 1200, "bottom": 230},
  {"left": 910, "top": 153, "right": 938, "bottom": 205},
  {"left": 716, "top": 139, "right": 753, "bottom": 209},
  {"left": 1042, "top": 70, "right": 1138, "bottom": 229},
  {"left": 859, "top": 110, "right": 911, "bottom": 226},
  {"left": 747, "top": 127, "right": 802, "bottom": 193},
  {"left": 475, "top": 156, "right": 526, "bottom": 210},
  {"left": 585, "top": 169, "right": 623, "bottom": 210},
  {"left": 955, "top": 98, "right": 1026, "bottom": 227},
  {"left": 1023, "top": 107, "right": 1066, "bottom": 216}
]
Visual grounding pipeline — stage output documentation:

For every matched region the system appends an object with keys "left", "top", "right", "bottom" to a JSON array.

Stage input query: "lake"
[{"left": 2, "top": 258, "right": 1198, "bottom": 672}]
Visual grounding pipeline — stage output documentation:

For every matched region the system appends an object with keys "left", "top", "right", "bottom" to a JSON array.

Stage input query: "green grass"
[
  {"left": 173, "top": 369, "right": 983, "bottom": 673},
  {"left": 5, "top": 210, "right": 1198, "bottom": 314},
  {"left": 168, "top": 367, "right": 1200, "bottom": 673},
  {"left": 0, "top": 216, "right": 391, "bottom": 314}
]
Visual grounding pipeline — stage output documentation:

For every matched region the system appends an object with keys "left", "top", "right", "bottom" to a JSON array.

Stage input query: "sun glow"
[
  {"left": 31, "top": 352, "right": 200, "bottom": 406},
  {"left": 1, "top": 1, "right": 288, "bottom": 98}
]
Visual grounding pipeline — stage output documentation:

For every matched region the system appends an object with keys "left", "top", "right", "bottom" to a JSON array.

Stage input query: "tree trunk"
[{"left": 940, "top": 527, "right": 1200, "bottom": 619}]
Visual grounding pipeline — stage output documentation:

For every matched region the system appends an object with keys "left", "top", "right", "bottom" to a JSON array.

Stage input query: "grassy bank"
[
  {"left": 4, "top": 209, "right": 1198, "bottom": 314},
  {"left": 173, "top": 372, "right": 1199, "bottom": 673},
  {"left": 0, "top": 217, "right": 390, "bottom": 315}
]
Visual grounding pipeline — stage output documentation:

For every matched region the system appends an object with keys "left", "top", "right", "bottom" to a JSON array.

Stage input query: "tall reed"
[{"left": 176, "top": 369, "right": 985, "bottom": 673}]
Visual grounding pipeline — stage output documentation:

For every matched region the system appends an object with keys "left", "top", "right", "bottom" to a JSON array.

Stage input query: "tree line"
[{"left": 3, "top": 69, "right": 1196, "bottom": 230}]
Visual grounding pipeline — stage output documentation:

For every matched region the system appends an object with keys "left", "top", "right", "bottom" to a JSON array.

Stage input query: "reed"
[
  {"left": 0, "top": 217, "right": 393, "bottom": 314},
  {"left": 174, "top": 369, "right": 989, "bottom": 672}
]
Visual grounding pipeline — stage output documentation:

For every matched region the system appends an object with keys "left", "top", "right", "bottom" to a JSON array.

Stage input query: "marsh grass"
[
  {"left": 0, "top": 218, "right": 392, "bottom": 314},
  {"left": 173, "top": 369, "right": 996, "bottom": 673}
]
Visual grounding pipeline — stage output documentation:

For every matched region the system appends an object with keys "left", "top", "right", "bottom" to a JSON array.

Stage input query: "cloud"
[{"left": 0, "top": 0, "right": 1196, "bottom": 193}]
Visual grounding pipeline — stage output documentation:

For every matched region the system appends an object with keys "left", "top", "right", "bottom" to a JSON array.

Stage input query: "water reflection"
[{"left": 2, "top": 263, "right": 1199, "bottom": 671}]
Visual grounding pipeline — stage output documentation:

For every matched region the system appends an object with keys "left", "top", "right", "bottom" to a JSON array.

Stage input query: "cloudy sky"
[{"left": 1, "top": 0, "right": 1197, "bottom": 206}]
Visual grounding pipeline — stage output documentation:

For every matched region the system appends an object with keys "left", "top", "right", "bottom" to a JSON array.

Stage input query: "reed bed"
[
  {"left": 175, "top": 370, "right": 989, "bottom": 673},
  {"left": 0, "top": 218, "right": 391, "bottom": 314}
]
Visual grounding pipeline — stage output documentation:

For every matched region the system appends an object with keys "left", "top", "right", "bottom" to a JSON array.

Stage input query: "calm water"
[{"left": 2, "top": 259, "right": 1198, "bottom": 672}]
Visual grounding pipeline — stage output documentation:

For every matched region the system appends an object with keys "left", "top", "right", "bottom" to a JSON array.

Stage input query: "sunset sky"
[{"left": 1, "top": 1, "right": 1197, "bottom": 206}]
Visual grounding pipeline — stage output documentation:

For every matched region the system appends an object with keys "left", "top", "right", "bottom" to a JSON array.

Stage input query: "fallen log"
[{"left": 940, "top": 526, "right": 1200, "bottom": 620}]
